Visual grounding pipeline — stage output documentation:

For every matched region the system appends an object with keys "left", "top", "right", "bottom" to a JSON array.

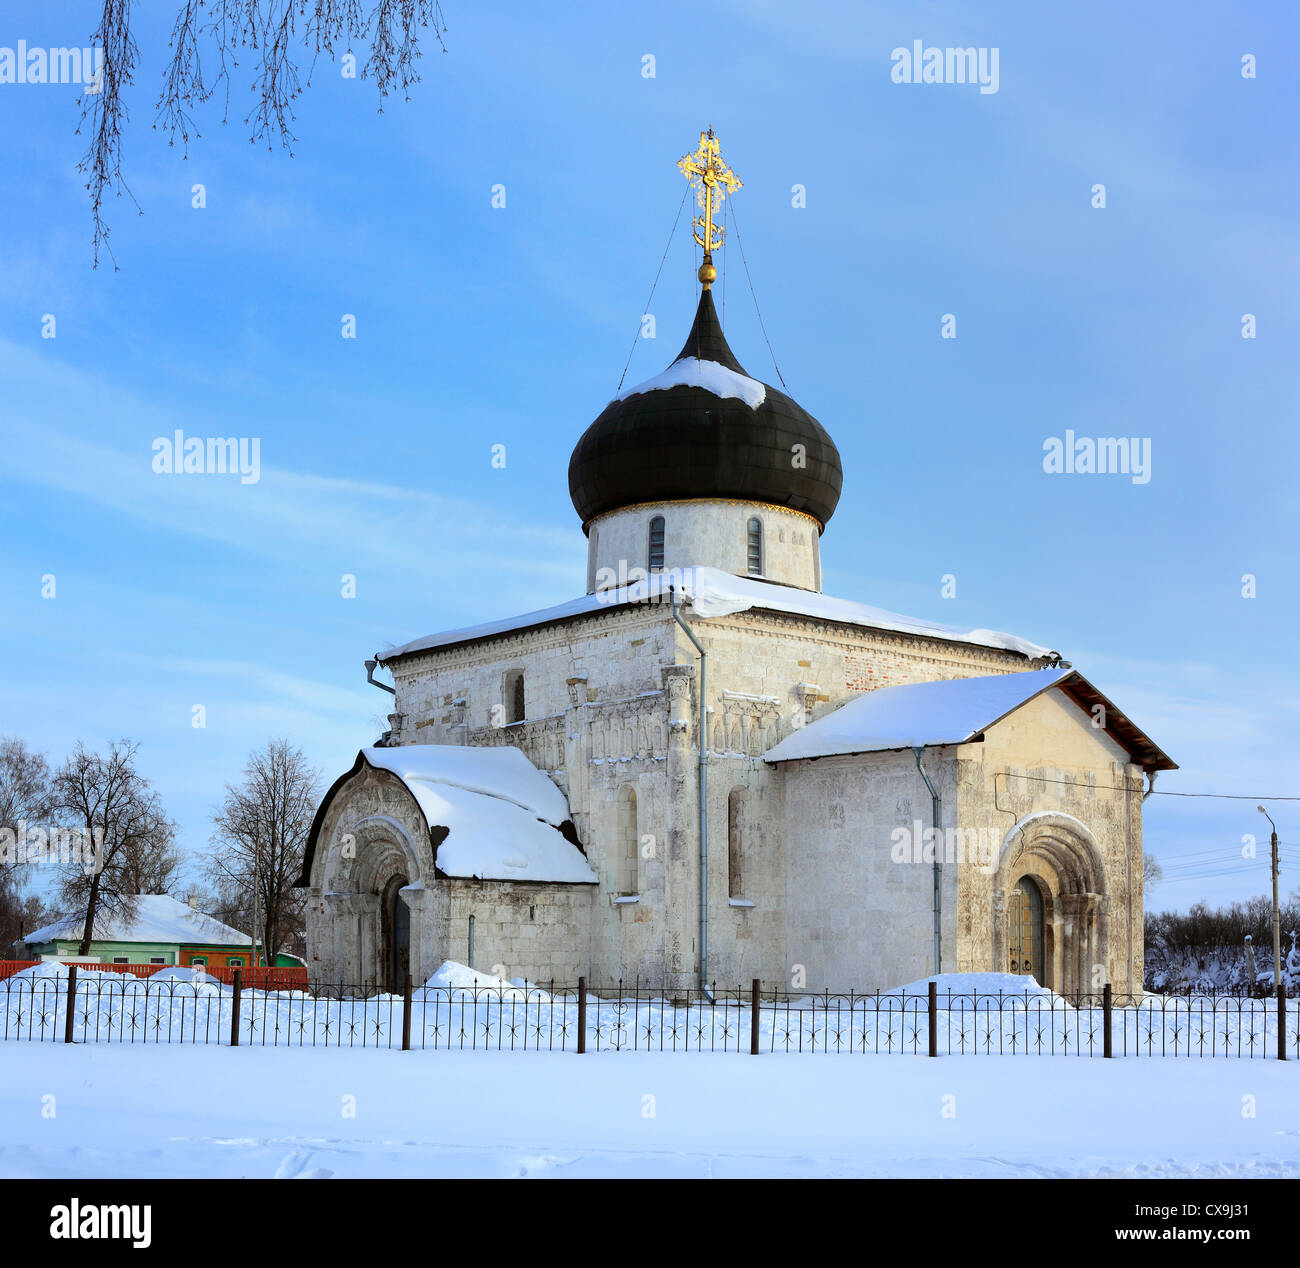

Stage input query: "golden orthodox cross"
[{"left": 677, "top": 129, "right": 742, "bottom": 287}]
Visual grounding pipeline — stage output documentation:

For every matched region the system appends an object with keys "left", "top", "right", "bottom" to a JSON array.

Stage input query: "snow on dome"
[
  {"left": 352, "top": 746, "right": 597, "bottom": 885},
  {"left": 376, "top": 565, "right": 1055, "bottom": 664},
  {"left": 615, "top": 356, "right": 766, "bottom": 409},
  {"left": 569, "top": 285, "right": 841, "bottom": 528},
  {"left": 763, "top": 668, "right": 1072, "bottom": 763}
]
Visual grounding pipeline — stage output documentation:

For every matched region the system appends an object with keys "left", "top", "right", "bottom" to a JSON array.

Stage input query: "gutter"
[
  {"left": 912, "top": 747, "right": 942, "bottom": 976},
  {"left": 365, "top": 657, "right": 396, "bottom": 695},
  {"left": 671, "top": 586, "right": 712, "bottom": 1000}
]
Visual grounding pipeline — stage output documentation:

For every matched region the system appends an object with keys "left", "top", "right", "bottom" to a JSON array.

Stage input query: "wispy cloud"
[{"left": 0, "top": 338, "right": 582, "bottom": 602}]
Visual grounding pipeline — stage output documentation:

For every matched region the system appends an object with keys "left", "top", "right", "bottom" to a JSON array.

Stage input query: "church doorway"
[
  {"left": 380, "top": 874, "right": 411, "bottom": 994},
  {"left": 1007, "top": 876, "right": 1044, "bottom": 982},
  {"left": 993, "top": 813, "right": 1108, "bottom": 997}
]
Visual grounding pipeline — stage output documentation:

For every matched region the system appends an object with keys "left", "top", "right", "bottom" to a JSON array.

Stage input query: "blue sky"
[{"left": 1, "top": 0, "right": 1297, "bottom": 913}]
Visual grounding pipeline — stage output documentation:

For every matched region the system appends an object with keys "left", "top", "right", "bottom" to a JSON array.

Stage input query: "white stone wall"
[
  {"left": 954, "top": 690, "right": 1145, "bottom": 995},
  {"left": 774, "top": 691, "right": 1147, "bottom": 995},
  {"left": 585, "top": 499, "right": 823, "bottom": 592},
  {"left": 779, "top": 749, "right": 961, "bottom": 991},
  {"left": 443, "top": 879, "right": 595, "bottom": 983},
  {"left": 364, "top": 589, "right": 1053, "bottom": 991},
  {"left": 390, "top": 604, "right": 674, "bottom": 750}
]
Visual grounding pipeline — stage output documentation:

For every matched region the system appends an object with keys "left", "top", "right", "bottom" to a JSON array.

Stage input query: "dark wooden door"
[
  {"left": 391, "top": 892, "right": 410, "bottom": 993},
  {"left": 1007, "top": 877, "right": 1043, "bottom": 982}
]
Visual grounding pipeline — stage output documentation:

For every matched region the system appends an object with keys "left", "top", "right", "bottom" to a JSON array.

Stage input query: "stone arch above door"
[
  {"left": 343, "top": 814, "right": 425, "bottom": 896},
  {"left": 305, "top": 759, "right": 439, "bottom": 896},
  {"left": 991, "top": 811, "right": 1108, "bottom": 998},
  {"left": 306, "top": 768, "right": 438, "bottom": 989}
]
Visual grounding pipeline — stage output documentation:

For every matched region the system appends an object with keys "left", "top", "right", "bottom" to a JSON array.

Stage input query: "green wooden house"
[{"left": 20, "top": 894, "right": 270, "bottom": 968}]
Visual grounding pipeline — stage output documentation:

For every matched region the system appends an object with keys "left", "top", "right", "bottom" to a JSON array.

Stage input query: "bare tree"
[
  {"left": 0, "top": 737, "right": 52, "bottom": 953},
  {"left": 1142, "top": 852, "right": 1163, "bottom": 892},
  {"left": 181, "top": 881, "right": 236, "bottom": 925},
  {"left": 0, "top": 737, "right": 52, "bottom": 831},
  {"left": 51, "top": 740, "right": 177, "bottom": 956},
  {"left": 8, "top": 893, "right": 57, "bottom": 956},
  {"left": 79, "top": 0, "right": 448, "bottom": 268},
  {"left": 208, "top": 739, "right": 319, "bottom": 962},
  {"left": 118, "top": 837, "right": 185, "bottom": 897}
]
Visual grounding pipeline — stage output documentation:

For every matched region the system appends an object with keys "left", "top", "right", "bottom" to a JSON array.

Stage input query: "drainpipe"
[
  {"left": 913, "top": 747, "right": 942, "bottom": 976},
  {"left": 366, "top": 657, "right": 396, "bottom": 695},
  {"left": 670, "top": 586, "right": 711, "bottom": 999}
]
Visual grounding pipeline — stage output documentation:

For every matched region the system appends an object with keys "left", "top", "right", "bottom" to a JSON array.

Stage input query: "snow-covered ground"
[{"left": 0, "top": 1041, "right": 1296, "bottom": 1179}]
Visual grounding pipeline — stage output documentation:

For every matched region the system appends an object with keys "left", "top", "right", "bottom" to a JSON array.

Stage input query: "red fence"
[
  {"left": 0, "top": 959, "right": 307, "bottom": 990},
  {"left": 202, "top": 965, "right": 307, "bottom": 990}
]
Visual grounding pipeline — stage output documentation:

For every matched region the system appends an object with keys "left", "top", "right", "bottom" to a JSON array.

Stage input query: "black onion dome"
[{"left": 568, "top": 288, "right": 843, "bottom": 530}]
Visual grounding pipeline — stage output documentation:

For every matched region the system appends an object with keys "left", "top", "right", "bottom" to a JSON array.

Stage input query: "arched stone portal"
[
  {"left": 314, "top": 809, "right": 434, "bottom": 992},
  {"left": 992, "top": 812, "right": 1107, "bottom": 999},
  {"left": 302, "top": 749, "right": 593, "bottom": 991}
]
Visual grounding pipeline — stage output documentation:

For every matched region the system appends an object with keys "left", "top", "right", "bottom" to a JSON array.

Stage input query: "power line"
[
  {"left": 1156, "top": 845, "right": 1300, "bottom": 864},
  {"left": 1162, "top": 853, "right": 1300, "bottom": 869},
  {"left": 727, "top": 197, "right": 787, "bottom": 389},
  {"left": 1159, "top": 868, "right": 1278, "bottom": 881},
  {"left": 1163, "top": 852, "right": 1300, "bottom": 868},
  {"left": 1157, "top": 851, "right": 1300, "bottom": 875},
  {"left": 616, "top": 184, "right": 689, "bottom": 393},
  {"left": 1158, "top": 843, "right": 1258, "bottom": 860},
  {"left": 1011, "top": 772, "right": 1300, "bottom": 804},
  {"left": 1160, "top": 862, "right": 1299, "bottom": 879}
]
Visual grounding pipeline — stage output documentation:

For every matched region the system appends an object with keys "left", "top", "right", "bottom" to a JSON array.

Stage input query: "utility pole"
[
  {"left": 1258, "top": 806, "right": 1282, "bottom": 990},
  {"left": 250, "top": 835, "right": 259, "bottom": 971}
]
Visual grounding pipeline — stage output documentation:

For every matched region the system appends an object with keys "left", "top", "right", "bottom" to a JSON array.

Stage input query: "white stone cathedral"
[{"left": 299, "top": 136, "right": 1174, "bottom": 997}]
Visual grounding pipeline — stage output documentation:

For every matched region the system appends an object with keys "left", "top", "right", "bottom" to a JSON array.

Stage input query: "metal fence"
[{"left": 3, "top": 969, "right": 1296, "bottom": 1059}]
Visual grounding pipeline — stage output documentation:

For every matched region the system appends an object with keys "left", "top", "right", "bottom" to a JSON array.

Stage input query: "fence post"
[
  {"left": 230, "top": 968, "right": 242, "bottom": 1047},
  {"left": 1279, "top": 985, "right": 1287, "bottom": 1062},
  {"left": 577, "top": 976, "right": 587, "bottom": 1054},
  {"left": 750, "top": 979, "right": 760, "bottom": 1055},
  {"left": 402, "top": 974, "right": 413, "bottom": 1052},
  {"left": 927, "top": 980, "right": 938, "bottom": 1057},
  {"left": 63, "top": 964, "right": 77, "bottom": 1044},
  {"left": 1103, "top": 982, "right": 1113, "bottom": 1058}
]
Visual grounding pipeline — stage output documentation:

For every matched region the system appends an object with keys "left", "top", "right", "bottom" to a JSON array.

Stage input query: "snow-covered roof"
[
  {"left": 764, "top": 668, "right": 1178, "bottom": 771},
  {"left": 25, "top": 894, "right": 252, "bottom": 948},
  {"left": 362, "top": 745, "right": 569, "bottom": 829},
  {"left": 307, "top": 746, "right": 597, "bottom": 885},
  {"left": 376, "top": 565, "right": 1055, "bottom": 663},
  {"left": 763, "top": 668, "right": 1073, "bottom": 763},
  {"left": 615, "top": 357, "right": 767, "bottom": 409}
]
